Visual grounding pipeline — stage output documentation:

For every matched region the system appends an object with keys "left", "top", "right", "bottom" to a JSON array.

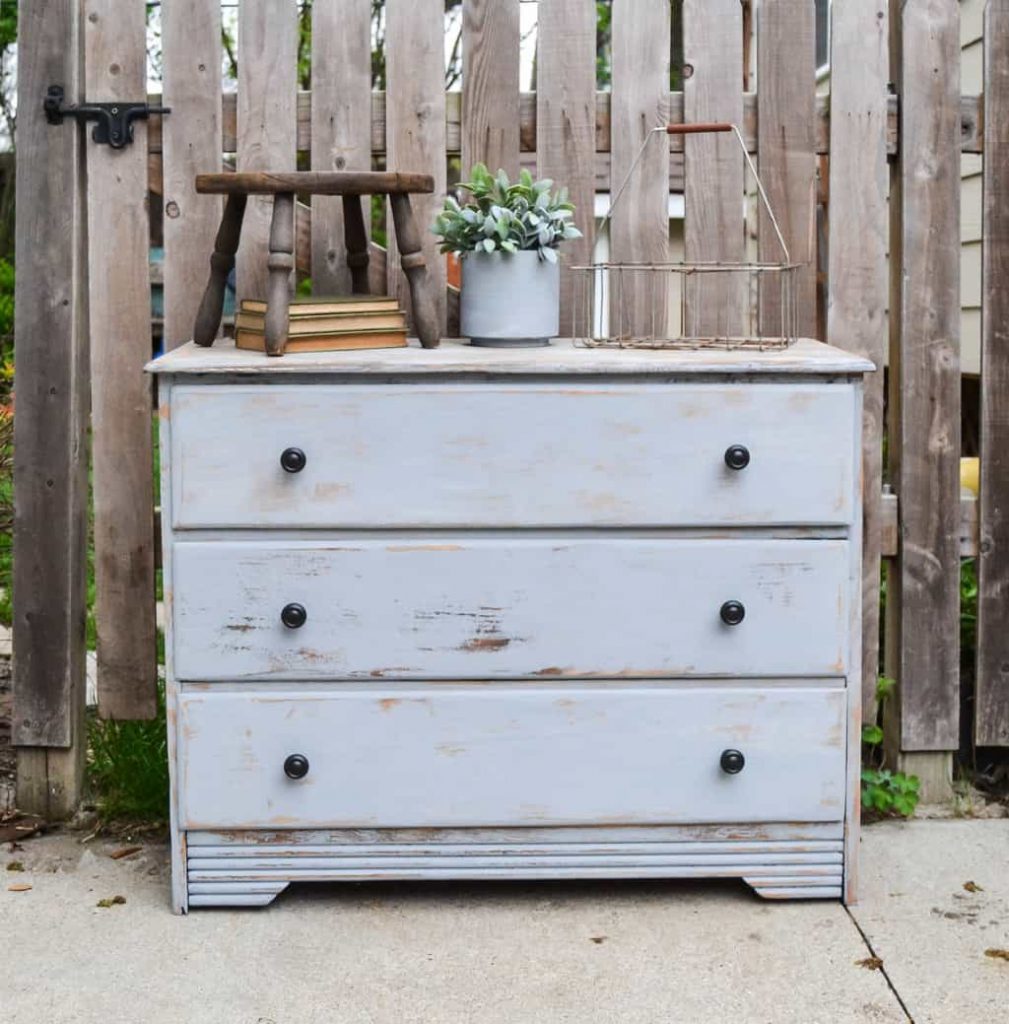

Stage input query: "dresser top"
[{"left": 147, "top": 337, "right": 874, "bottom": 377}]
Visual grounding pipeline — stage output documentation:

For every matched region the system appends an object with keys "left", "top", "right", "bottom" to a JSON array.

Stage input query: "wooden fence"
[{"left": 12, "top": 0, "right": 1008, "bottom": 815}]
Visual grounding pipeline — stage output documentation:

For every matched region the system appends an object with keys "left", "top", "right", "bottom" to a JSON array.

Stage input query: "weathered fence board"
[
  {"left": 976, "top": 0, "right": 1009, "bottom": 747},
  {"left": 84, "top": 0, "right": 157, "bottom": 721},
  {"left": 162, "top": 0, "right": 222, "bottom": 349},
  {"left": 683, "top": 0, "right": 745, "bottom": 336},
  {"left": 757, "top": 0, "right": 817, "bottom": 338},
  {"left": 462, "top": 0, "right": 520, "bottom": 179},
  {"left": 386, "top": 0, "right": 447, "bottom": 333},
  {"left": 311, "top": 0, "right": 373, "bottom": 294},
  {"left": 609, "top": 0, "right": 670, "bottom": 338},
  {"left": 12, "top": 0, "right": 89, "bottom": 815},
  {"left": 537, "top": 0, "right": 596, "bottom": 335},
  {"left": 827, "top": 0, "right": 889, "bottom": 722},
  {"left": 236, "top": 0, "right": 297, "bottom": 302},
  {"left": 887, "top": 0, "right": 961, "bottom": 761}
]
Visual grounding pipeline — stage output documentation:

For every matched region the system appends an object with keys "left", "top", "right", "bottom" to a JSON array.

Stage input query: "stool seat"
[
  {"left": 192, "top": 170, "right": 440, "bottom": 355},
  {"left": 195, "top": 171, "right": 435, "bottom": 197}
]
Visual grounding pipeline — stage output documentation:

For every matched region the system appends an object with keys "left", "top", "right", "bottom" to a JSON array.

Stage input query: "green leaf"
[{"left": 861, "top": 724, "right": 884, "bottom": 746}]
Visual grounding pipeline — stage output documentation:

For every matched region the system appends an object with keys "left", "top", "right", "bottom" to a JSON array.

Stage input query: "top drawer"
[{"left": 168, "top": 382, "right": 856, "bottom": 529}]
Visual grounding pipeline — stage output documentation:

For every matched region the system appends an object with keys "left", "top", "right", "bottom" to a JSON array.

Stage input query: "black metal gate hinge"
[{"left": 44, "top": 85, "right": 170, "bottom": 150}]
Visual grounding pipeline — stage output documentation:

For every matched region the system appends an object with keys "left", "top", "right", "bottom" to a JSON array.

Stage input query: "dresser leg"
[
  {"left": 744, "top": 877, "right": 844, "bottom": 901},
  {"left": 193, "top": 193, "right": 247, "bottom": 346}
]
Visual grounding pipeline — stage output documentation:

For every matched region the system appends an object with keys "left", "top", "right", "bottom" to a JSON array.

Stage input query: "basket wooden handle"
[{"left": 665, "top": 122, "right": 734, "bottom": 135}]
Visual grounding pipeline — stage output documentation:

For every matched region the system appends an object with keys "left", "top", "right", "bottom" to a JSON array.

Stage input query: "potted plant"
[{"left": 433, "top": 164, "right": 582, "bottom": 347}]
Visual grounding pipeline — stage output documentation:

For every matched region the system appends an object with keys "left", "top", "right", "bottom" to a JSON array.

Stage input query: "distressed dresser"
[{"left": 148, "top": 338, "right": 872, "bottom": 912}]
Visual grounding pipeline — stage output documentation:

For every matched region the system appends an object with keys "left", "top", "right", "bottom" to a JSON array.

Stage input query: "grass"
[{"left": 87, "top": 683, "right": 169, "bottom": 822}]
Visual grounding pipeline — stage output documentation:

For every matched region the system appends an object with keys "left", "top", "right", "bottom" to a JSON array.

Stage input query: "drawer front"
[
  {"left": 176, "top": 684, "right": 847, "bottom": 829},
  {"left": 169, "top": 383, "right": 856, "bottom": 528},
  {"left": 172, "top": 538, "right": 849, "bottom": 680}
]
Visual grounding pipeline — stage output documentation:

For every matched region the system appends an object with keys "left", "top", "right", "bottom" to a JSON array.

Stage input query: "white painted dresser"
[{"left": 148, "top": 338, "right": 872, "bottom": 912}]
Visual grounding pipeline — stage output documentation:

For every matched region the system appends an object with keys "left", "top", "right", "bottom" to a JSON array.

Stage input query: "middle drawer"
[{"left": 172, "top": 537, "right": 849, "bottom": 680}]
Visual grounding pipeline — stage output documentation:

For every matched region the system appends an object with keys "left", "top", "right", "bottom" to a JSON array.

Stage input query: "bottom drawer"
[{"left": 176, "top": 684, "right": 847, "bottom": 830}]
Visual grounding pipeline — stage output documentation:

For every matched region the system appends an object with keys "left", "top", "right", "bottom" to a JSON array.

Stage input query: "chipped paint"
[{"left": 459, "top": 636, "right": 511, "bottom": 653}]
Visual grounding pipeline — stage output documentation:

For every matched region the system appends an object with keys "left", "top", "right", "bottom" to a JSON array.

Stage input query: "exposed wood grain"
[
  {"left": 683, "top": 0, "right": 746, "bottom": 337},
  {"left": 149, "top": 336, "right": 873, "bottom": 377},
  {"left": 826, "top": 0, "right": 889, "bottom": 723},
  {"left": 311, "top": 0, "right": 372, "bottom": 294},
  {"left": 162, "top": 0, "right": 221, "bottom": 349},
  {"left": 537, "top": 0, "right": 596, "bottom": 336},
  {"left": 757, "top": 0, "right": 817, "bottom": 337},
  {"left": 12, "top": 0, "right": 88, "bottom": 814},
  {"left": 197, "top": 171, "right": 434, "bottom": 195},
  {"left": 462, "top": 0, "right": 520, "bottom": 179},
  {"left": 84, "top": 0, "right": 157, "bottom": 720},
  {"left": 976, "top": 0, "right": 1009, "bottom": 746},
  {"left": 386, "top": 0, "right": 446, "bottom": 334},
  {"left": 886, "top": 0, "right": 961, "bottom": 752},
  {"left": 236, "top": 0, "right": 297, "bottom": 302},
  {"left": 609, "top": 0, "right": 670, "bottom": 338}
]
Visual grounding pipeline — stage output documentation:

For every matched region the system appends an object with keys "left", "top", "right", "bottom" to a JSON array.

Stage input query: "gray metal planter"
[{"left": 460, "top": 250, "right": 560, "bottom": 347}]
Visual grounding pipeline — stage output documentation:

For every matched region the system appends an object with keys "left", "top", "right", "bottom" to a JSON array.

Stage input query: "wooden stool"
[{"left": 192, "top": 171, "right": 440, "bottom": 355}]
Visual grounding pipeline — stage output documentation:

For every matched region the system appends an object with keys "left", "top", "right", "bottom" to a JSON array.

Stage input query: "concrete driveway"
[{"left": 2, "top": 819, "right": 1006, "bottom": 1023}]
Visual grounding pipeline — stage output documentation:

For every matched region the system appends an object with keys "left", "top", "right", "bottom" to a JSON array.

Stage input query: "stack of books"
[{"left": 235, "top": 295, "right": 408, "bottom": 352}]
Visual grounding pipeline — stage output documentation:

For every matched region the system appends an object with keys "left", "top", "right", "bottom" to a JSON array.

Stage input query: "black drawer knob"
[
  {"left": 281, "top": 602, "right": 307, "bottom": 629},
  {"left": 280, "top": 447, "right": 307, "bottom": 473},
  {"left": 720, "top": 600, "right": 746, "bottom": 626},
  {"left": 724, "top": 444, "right": 750, "bottom": 471},
  {"left": 720, "top": 749, "right": 745, "bottom": 775},
  {"left": 284, "top": 754, "right": 310, "bottom": 780}
]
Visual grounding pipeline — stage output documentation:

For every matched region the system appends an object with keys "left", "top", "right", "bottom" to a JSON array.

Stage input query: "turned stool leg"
[
  {"left": 389, "top": 193, "right": 440, "bottom": 349},
  {"left": 193, "top": 193, "right": 247, "bottom": 346},
  {"left": 265, "top": 192, "right": 295, "bottom": 357},
  {"left": 342, "top": 195, "right": 371, "bottom": 294}
]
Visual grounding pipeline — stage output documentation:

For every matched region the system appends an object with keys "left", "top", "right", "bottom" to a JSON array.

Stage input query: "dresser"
[{"left": 148, "top": 338, "right": 872, "bottom": 912}]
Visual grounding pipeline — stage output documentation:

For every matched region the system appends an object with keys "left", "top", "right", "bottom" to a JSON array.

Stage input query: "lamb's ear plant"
[{"left": 432, "top": 163, "right": 583, "bottom": 263}]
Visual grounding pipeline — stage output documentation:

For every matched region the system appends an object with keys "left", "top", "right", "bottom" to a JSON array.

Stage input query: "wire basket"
[{"left": 573, "top": 122, "right": 800, "bottom": 351}]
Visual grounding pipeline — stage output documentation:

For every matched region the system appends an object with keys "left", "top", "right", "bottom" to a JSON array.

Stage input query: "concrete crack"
[{"left": 845, "top": 906, "right": 916, "bottom": 1023}]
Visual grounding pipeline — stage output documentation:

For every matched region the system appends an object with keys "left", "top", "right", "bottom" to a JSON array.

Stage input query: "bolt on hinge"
[{"left": 43, "top": 84, "right": 171, "bottom": 150}]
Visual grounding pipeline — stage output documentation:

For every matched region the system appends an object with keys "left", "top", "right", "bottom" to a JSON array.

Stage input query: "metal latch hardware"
[{"left": 43, "top": 85, "right": 171, "bottom": 150}]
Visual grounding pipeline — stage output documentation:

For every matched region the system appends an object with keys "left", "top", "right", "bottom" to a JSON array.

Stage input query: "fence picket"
[
  {"left": 12, "top": 0, "right": 88, "bottom": 813},
  {"left": 311, "top": 0, "right": 373, "bottom": 294},
  {"left": 162, "top": 0, "right": 222, "bottom": 349},
  {"left": 386, "top": 0, "right": 446, "bottom": 332},
  {"left": 976, "top": 0, "right": 1009, "bottom": 747},
  {"left": 683, "top": 0, "right": 745, "bottom": 337},
  {"left": 537, "top": 0, "right": 595, "bottom": 336},
  {"left": 84, "top": 0, "right": 157, "bottom": 721},
  {"left": 887, "top": 0, "right": 961, "bottom": 764},
  {"left": 756, "top": 0, "right": 817, "bottom": 338},
  {"left": 236, "top": 0, "right": 297, "bottom": 303},
  {"left": 462, "top": 0, "right": 520, "bottom": 179},
  {"left": 609, "top": 0, "right": 670, "bottom": 339},
  {"left": 826, "top": 0, "right": 889, "bottom": 723}
]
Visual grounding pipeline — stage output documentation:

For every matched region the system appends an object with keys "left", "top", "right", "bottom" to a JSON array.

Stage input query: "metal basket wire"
[{"left": 573, "top": 122, "right": 800, "bottom": 350}]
